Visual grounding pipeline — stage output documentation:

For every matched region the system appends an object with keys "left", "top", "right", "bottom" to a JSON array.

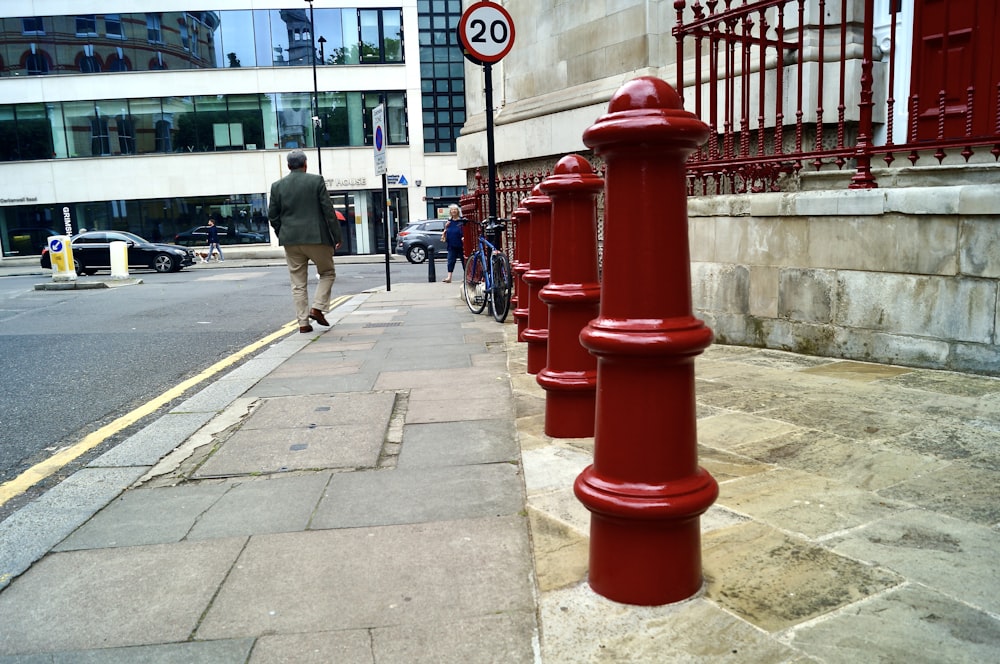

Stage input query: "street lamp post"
[{"left": 304, "top": 0, "right": 322, "bottom": 175}]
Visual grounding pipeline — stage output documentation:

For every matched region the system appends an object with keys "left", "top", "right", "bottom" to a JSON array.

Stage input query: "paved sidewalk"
[{"left": 1, "top": 280, "right": 999, "bottom": 662}]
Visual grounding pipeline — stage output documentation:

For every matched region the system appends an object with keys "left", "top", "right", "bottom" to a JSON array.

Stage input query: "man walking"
[{"left": 268, "top": 149, "right": 343, "bottom": 333}]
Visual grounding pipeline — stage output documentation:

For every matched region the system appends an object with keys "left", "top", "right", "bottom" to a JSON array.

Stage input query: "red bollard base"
[
  {"left": 587, "top": 513, "right": 705, "bottom": 606},
  {"left": 522, "top": 329, "right": 548, "bottom": 375},
  {"left": 575, "top": 465, "right": 719, "bottom": 605},
  {"left": 537, "top": 368, "right": 596, "bottom": 438}
]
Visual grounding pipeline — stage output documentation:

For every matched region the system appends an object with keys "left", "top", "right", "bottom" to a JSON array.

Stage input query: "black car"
[
  {"left": 394, "top": 219, "right": 448, "bottom": 263},
  {"left": 173, "top": 225, "right": 267, "bottom": 246},
  {"left": 40, "top": 231, "right": 195, "bottom": 274}
]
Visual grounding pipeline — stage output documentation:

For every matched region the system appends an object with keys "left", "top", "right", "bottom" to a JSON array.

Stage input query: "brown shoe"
[
  {"left": 299, "top": 324, "right": 313, "bottom": 333},
  {"left": 309, "top": 308, "right": 330, "bottom": 326}
]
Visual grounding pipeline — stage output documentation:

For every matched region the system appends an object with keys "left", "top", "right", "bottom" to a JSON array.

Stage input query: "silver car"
[{"left": 394, "top": 219, "right": 448, "bottom": 263}]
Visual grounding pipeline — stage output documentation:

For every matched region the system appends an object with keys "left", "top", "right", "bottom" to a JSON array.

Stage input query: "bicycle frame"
[{"left": 462, "top": 220, "right": 512, "bottom": 322}]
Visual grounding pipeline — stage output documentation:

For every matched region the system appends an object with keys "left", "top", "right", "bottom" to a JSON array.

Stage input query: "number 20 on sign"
[{"left": 459, "top": 1, "right": 515, "bottom": 64}]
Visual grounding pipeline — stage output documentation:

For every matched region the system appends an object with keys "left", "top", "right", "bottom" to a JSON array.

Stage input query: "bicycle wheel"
[
  {"left": 490, "top": 252, "right": 513, "bottom": 323},
  {"left": 463, "top": 251, "right": 488, "bottom": 314}
]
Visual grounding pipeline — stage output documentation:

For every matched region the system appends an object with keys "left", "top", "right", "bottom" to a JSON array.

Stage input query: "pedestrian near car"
[
  {"left": 267, "top": 149, "right": 343, "bottom": 333},
  {"left": 440, "top": 204, "right": 465, "bottom": 283},
  {"left": 206, "top": 218, "right": 224, "bottom": 262}
]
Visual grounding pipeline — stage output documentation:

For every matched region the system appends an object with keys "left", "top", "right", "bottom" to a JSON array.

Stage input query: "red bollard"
[
  {"left": 537, "top": 155, "right": 603, "bottom": 438},
  {"left": 521, "top": 186, "right": 552, "bottom": 374},
  {"left": 575, "top": 77, "right": 719, "bottom": 605},
  {"left": 510, "top": 205, "right": 530, "bottom": 340}
]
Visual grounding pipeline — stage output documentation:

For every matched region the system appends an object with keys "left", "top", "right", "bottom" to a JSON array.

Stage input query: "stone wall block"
[
  {"left": 832, "top": 328, "right": 951, "bottom": 368},
  {"left": 834, "top": 272, "right": 997, "bottom": 344},
  {"left": 692, "top": 262, "right": 750, "bottom": 314},
  {"left": 957, "top": 185, "right": 1000, "bottom": 215},
  {"left": 807, "top": 216, "right": 957, "bottom": 275},
  {"left": 959, "top": 218, "right": 1000, "bottom": 279},
  {"left": 749, "top": 266, "right": 780, "bottom": 318},
  {"left": 778, "top": 268, "right": 835, "bottom": 323}
]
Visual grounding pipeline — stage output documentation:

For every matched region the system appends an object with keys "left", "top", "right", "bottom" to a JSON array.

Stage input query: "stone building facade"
[{"left": 456, "top": 0, "right": 1000, "bottom": 375}]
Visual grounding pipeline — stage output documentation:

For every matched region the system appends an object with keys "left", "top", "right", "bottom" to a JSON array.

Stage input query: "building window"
[
  {"left": 105, "top": 14, "right": 124, "bottom": 40},
  {"left": 417, "top": 0, "right": 464, "bottom": 152},
  {"left": 90, "top": 116, "right": 111, "bottom": 156},
  {"left": 146, "top": 14, "right": 163, "bottom": 44},
  {"left": 359, "top": 9, "right": 403, "bottom": 64},
  {"left": 21, "top": 17, "right": 45, "bottom": 35},
  {"left": 361, "top": 91, "right": 407, "bottom": 145},
  {"left": 107, "top": 48, "right": 129, "bottom": 72},
  {"left": 79, "top": 45, "right": 101, "bottom": 73},
  {"left": 76, "top": 15, "right": 98, "bottom": 37},
  {"left": 24, "top": 47, "right": 51, "bottom": 75}
]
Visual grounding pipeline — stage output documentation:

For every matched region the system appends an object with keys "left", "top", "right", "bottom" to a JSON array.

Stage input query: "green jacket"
[{"left": 267, "top": 170, "right": 343, "bottom": 247}]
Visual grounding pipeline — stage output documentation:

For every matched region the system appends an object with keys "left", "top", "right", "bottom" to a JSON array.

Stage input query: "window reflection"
[
  {"left": 3, "top": 87, "right": 406, "bottom": 159},
  {"left": 1, "top": 8, "right": 405, "bottom": 76}
]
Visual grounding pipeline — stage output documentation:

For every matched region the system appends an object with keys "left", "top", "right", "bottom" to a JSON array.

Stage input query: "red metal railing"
[
  {"left": 459, "top": 168, "right": 548, "bottom": 259},
  {"left": 673, "top": 0, "right": 1000, "bottom": 194}
]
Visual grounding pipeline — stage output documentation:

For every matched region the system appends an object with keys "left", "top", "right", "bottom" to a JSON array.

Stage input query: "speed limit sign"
[{"left": 459, "top": 1, "right": 515, "bottom": 64}]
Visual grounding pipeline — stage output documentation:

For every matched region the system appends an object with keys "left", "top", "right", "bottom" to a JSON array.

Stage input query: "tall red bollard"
[
  {"left": 510, "top": 205, "right": 530, "bottom": 340},
  {"left": 537, "top": 155, "right": 603, "bottom": 438},
  {"left": 576, "top": 77, "right": 719, "bottom": 605},
  {"left": 521, "top": 186, "right": 552, "bottom": 374}
]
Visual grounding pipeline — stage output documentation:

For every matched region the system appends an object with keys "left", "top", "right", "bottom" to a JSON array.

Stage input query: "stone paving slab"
[
  {"left": 311, "top": 463, "right": 524, "bottom": 529},
  {"left": 716, "top": 468, "right": 906, "bottom": 539},
  {"left": 877, "top": 459, "right": 1000, "bottom": 525},
  {"left": 188, "top": 473, "right": 332, "bottom": 540},
  {"left": 0, "top": 538, "right": 247, "bottom": 656},
  {"left": 826, "top": 508, "right": 1000, "bottom": 615},
  {"left": 702, "top": 521, "right": 904, "bottom": 632},
  {"left": 786, "top": 583, "right": 1000, "bottom": 663},
  {"left": 243, "top": 392, "right": 395, "bottom": 428},
  {"left": 0, "top": 467, "right": 147, "bottom": 589},
  {"left": 0, "top": 639, "right": 255, "bottom": 664},
  {"left": 194, "top": 424, "right": 382, "bottom": 476},
  {"left": 194, "top": 392, "right": 396, "bottom": 476},
  {"left": 54, "top": 483, "right": 229, "bottom": 551},
  {"left": 539, "top": 588, "right": 810, "bottom": 663},
  {"left": 397, "top": 419, "right": 518, "bottom": 468},
  {"left": 370, "top": 612, "right": 539, "bottom": 664},
  {"left": 730, "top": 427, "right": 949, "bottom": 491},
  {"left": 196, "top": 516, "right": 534, "bottom": 640}
]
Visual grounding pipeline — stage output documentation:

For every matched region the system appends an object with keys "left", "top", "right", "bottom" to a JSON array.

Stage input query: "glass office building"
[{"left": 0, "top": 1, "right": 467, "bottom": 259}]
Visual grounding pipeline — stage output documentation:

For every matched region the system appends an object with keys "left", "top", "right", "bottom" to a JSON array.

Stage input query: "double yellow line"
[{"left": 0, "top": 295, "right": 352, "bottom": 508}]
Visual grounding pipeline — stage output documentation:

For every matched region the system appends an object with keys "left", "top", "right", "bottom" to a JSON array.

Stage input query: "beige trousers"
[{"left": 284, "top": 244, "right": 336, "bottom": 326}]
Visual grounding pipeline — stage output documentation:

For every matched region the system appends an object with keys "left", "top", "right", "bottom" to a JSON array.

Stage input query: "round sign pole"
[
  {"left": 459, "top": 1, "right": 515, "bottom": 224},
  {"left": 484, "top": 63, "right": 498, "bottom": 222}
]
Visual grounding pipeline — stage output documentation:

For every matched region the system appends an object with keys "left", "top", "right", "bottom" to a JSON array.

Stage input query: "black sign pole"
[
  {"left": 383, "top": 172, "right": 391, "bottom": 292},
  {"left": 484, "top": 62, "right": 498, "bottom": 223}
]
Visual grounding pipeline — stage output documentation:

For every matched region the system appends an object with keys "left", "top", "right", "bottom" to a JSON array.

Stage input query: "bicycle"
[{"left": 462, "top": 219, "right": 513, "bottom": 323}]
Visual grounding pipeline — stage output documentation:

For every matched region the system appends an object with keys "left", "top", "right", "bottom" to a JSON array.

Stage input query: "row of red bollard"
[{"left": 510, "top": 77, "right": 719, "bottom": 607}]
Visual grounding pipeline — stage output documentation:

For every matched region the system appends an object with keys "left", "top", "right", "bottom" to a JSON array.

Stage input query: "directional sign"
[
  {"left": 372, "top": 103, "right": 386, "bottom": 176},
  {"left": 459, "top": 1, "right": 515, "bottom": 64}
]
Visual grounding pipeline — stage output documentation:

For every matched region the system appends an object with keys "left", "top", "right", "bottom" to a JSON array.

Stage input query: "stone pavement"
[{"left": 0, "top": 279, "right": 999, "bottom": 662}]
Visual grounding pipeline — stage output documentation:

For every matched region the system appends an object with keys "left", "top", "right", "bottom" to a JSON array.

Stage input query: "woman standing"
[{"left": 440, "top": 204, "right": 465, "bottom": 283}]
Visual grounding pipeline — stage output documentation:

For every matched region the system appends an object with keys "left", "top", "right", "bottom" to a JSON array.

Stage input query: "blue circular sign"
[
  {"left": 51, "top": 239, "right": 63, "bottom": 252},
  {"left": 375, "top": 126, "right": 384, "bottom": 151}
]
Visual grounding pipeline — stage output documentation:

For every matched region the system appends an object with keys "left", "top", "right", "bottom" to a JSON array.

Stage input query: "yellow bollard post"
[{"left": 47, "top": 236, "right": 77, "bottom": 282}]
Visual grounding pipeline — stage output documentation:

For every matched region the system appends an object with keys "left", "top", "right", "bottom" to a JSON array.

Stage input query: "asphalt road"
[{"left": 0, "top": 259, "right": 436, "bottom": 511}]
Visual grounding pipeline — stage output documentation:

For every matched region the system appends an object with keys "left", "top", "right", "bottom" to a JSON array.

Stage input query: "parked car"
[
  {"left": 394, "top": 219, "right": 448, "bottom": 263},
  {"left": 40, "top": 231, "right": 195, "bottom": 274},
  {"left": 6, "top": 227, "right": 59, "bottom": 256},
  {"left": 173, "top": 225, "right": 267, "bottom": 246}
]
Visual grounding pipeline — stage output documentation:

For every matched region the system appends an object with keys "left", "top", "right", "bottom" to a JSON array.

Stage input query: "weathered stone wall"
[{"left": 689, "top": 178, "right": 1000, "bottom": 375}]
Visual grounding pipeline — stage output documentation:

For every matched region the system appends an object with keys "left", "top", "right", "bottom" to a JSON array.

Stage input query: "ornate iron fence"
[{"left": 673, "top": 0, "right": 1000, "bottom": 194}]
